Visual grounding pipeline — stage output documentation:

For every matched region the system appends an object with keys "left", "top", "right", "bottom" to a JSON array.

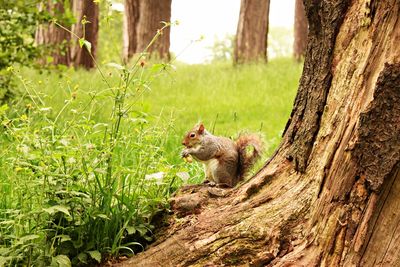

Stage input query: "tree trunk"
[
  {"left": 234, "top": 0, "right": 270, "bottom": 64},
  {"left": 118, "top": 0, "right": 400, "bottom": 266},
  {"left": 35, "top": 0, "right": 71, "bottom": 66},
  {"left": 71, "top": 0, "right": 99, "bottom": 69},
  {"left": 123, "top": 0, "right": 140, "bottom": 63},
  {"left": 293, "top": 0, "right": 308, "bottom": 61},
  {"left": 132, "top": 0, "right": 171, "bottom": 61}
]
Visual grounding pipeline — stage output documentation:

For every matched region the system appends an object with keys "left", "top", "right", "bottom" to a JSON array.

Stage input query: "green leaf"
[
  {"left": 136, "top": 225, "right": 147, "bottom": 236},
  {"left": 150, "top": 63, "right": 165, "bottom": 73},
  {"left": 52, "top": 255, "right": 71, "bottom": 267},
  {"left": 83, "top": 40, "right": 92, "bottom": 53},
  {"left": 106, "top": 62, "right": 124, "bottom": 70},
  {"left": 77, "top": 252, "right": 87, "bottom": 264},
  {"left": 46, "top": 56, "right": 54, "bottom": 63},
  {"left": 43, "top": 205, "right": 71, "bottom": 217},
  {"left": 78, "top": 38, "right": 85, "bottom": 48},
  {"left": 0, "top": 220, "right": 14, "bottom": 225},
  {"left": 93, "top": 213, "right": 110, "bottom": 220},
  {"left": 0, "top": 104, "right": 9, "bottom": 116},
  {"left": 123, "top": 241, "right": 143, "bottom": 249},
  {"left": 17, "top": 234, "right": 40, "bottom": 245},
  {"left": 56, "top": 234, "right": 71, "bottom": 243},
  {"left": 87, "top": 250, "right": 102, "bottom": 263},
  {"left": 0, "top": 256, "right": 8, "bottom": 266},
  {"left": 126, "top": 226, "right": 136, "bottom": 235},
  {"left": 78, "top": 38, "right": 92, "bottom": 52},
  {"left": 0, "top": 247, "right": 10, "bottom": 255},
  {"left": 144, "top": 236, "right": 153, "bottom": 242}
]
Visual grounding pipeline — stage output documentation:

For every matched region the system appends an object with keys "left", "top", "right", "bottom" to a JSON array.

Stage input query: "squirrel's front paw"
[{"left": 181, "top": 149, "right": 190, "bottom": 158}]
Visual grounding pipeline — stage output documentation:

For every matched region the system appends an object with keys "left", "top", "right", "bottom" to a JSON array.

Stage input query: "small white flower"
[
  {"left": 85, "top": 143, "right": 95, "bottom": 150},
  {"left": 145, "top": 172, "right": 165, "bottom": 185},
  {"left": 18, "top": 145, "right": 30, "bottom": 155},
  {"left": 39, "top": 107, "right": 52, "bottom": 112},
  {"left": 176, "top": 172, "right": 190, "bottom": 183},
  {"left": 59, "top": 139, "right": 69, "bottom": 146},
  {"left": 67, "top": 157, "right": 76, "bottom": 164},
  {"left": 95, "top": 168, "right": 106, "bottom": 174},
  {"left": 88, "top": 173, "right": 95, "bottom": 180}
]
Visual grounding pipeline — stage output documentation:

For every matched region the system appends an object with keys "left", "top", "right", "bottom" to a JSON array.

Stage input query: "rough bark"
[
  {"left": 293, "top": 0, "right": 308, "bottom": 61},
  {"left": 123, "top": 0, "right": 139, "bottom": 62},
  {"left": 71, "top": 0, "right": 99, "bottom": 69},
  {"left": 117, "top": 0, "right": 400, "bottom": 266},
  {"left": 234, "top": 0, "right": 270, "bottom": 64},
  {"left": 35, "top": 0, "right": 71, "bottom": 66},
  {"left": 135, "top": 0, "right": 171, "bottom": 60}
]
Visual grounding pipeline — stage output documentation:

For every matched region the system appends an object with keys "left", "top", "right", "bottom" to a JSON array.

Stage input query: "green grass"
[
  {"left": 148, "top": 59, "right": 301, "bottom": 157},
  {"left": 19, "top": 58, "right": 301, "bottom": 159}
]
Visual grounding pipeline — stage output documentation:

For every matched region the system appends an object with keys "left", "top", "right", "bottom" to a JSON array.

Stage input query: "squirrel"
[{"left": 181, "top": 123, "right": 263, "bottom": 187}]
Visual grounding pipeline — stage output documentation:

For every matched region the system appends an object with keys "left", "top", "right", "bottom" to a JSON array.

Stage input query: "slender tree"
[
  {"left": 293, "top": 0, "right": 308, "bottom": 61},
  {"left": 123, "top": 0, "right": 139, "bottom": 62},
  {"left": 71, "top": 0, "right": 99, "bottom": 69},
  {"left": 123, "top": 0, "right": 171, "bottom": 62},
  {"left": 35, "top": 0, "right": 71, "bottom": 66},
  {"left": 118, "top": 0, "right": 400, "bottom": 266},
  {"left": 234, "top": 0, "right": 270, "bottom": 64}
]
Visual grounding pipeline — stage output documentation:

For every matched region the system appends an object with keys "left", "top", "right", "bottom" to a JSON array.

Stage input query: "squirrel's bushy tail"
[{"left": 236, "top": 134, "right": 263, "bottom": 180}]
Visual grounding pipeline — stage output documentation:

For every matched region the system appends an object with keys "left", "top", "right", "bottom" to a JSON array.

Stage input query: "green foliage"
[
  {"left": 98, "top": 2, "right": 123, "bottom": 64},
  {"left": 0, "top": 23, "right": 202, "bottom": 265},
  {"left": 0, "top": 1, "right": 42, "bottom": 102},
  {"left": 147, "top": 59, "right": 302, "bottom": 159},
  {"left": 19, "top": 58, "right": 302, "bottom": 160},
  {"left": 0, "top": 0, "right": 74, "bottom": 104},
  {"left": 0, "top": 1, "right": 42, "bottom": 70}
]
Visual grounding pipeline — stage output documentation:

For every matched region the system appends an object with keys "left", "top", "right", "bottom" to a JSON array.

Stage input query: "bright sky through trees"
[
  {"left": 112, "top": 0, "right": 295, "bottom": 63},
  {"left": 170, "top": 0, "right": 295, "bottom": 63}
]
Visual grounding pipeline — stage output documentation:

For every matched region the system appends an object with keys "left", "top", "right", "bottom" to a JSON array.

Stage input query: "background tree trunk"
[
  {"left": 234, "top": 0, "right": 270, "bottom": 64},
  {"left": 293, "top": 0, "right": 308, "bottom": 61},
  {"left": 71, "top": 0, "right": 99, "bottom": 69},
  {"left": 117, "top": 0, "right": 400, "bottom": 266},
  {"left": 134, "top": 0, "right": 172, "bottom": 60},
  {"left": 123, "top": 0, "right": 140, "bottom": 63},
  {"left": 35, "top": 0, "right": 71, "bottom": 66}
]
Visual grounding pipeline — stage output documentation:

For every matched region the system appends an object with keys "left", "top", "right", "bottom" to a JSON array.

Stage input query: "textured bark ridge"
[
  {"left": 353, "top": 63, "right": 400, "bottom": 191},
  {"left": 118, "top": 0, "right": 400, "bottom": 266},
  {"left": 234, "top": 0, "right": 270, "bottom": 64},
  {"left": 282, "top": 0, "right": 351, "bottom": 173}
]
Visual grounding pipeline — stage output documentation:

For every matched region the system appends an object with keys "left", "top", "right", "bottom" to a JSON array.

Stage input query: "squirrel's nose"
[{"left": 182, "top": 141, "right": 185, "bottom": 146}]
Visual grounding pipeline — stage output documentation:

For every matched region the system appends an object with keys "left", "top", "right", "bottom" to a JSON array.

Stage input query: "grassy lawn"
[{"left": 19, "top": 58, "right": 301, "bottom": 159}]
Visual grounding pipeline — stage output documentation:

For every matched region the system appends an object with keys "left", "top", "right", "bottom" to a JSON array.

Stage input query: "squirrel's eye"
[{"left": 190, "top": 133, "right": 196, "bottom": 138}]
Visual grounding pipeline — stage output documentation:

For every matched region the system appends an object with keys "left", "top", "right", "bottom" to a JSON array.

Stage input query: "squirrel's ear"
[{"left": 198, "top": 123, "right": 205, "bottom": 134}]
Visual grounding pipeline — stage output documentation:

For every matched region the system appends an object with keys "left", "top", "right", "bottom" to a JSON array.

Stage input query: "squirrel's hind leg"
[{"left": 214, "top": 167, "right": 235, "bottom": 188}]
